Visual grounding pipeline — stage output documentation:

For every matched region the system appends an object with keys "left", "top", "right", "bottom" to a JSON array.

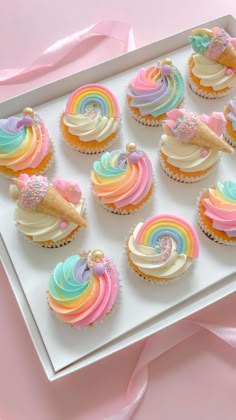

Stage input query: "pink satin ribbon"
[
  {"left": 0, "top": 20, "right": 135, "bottom": 84},
  {"left": 106, "top": 320, "right": 236, "bottom": 420}
]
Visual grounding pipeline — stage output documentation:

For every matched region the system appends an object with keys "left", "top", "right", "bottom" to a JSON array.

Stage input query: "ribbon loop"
[{"left": 0, "top": 20, "right": 135, "bottom": 85}]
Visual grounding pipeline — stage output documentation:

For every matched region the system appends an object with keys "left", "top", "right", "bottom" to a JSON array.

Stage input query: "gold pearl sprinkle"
[
  {"left": 160, "top": 58, "right": 172, "bottom": 66},
  {"left": 91, "top": 249, "right": 104, "bottom": 262},
  {"left": 23, "top": 107, "right": 35, "bottom": 116},
  {"left": 126, "top": 142, "right": 136, "bottom": 153}
]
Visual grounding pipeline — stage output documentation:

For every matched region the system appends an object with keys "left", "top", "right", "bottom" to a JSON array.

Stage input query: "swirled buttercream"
[
  {"left": 202, "top": 181, "right": 236, "bottom": 238},
  {"left": 128, "top": 215, "right": 199, "bottom": 281},
  {"left": 0, "top": 111, "right": 51, "bottom": 172},
  {"left": 191, "top": 54, "right": 236, "bottom": 91},
  {"left": 47, "top": 250, "right": 118, "bottom": 326},
  {"left": 127, "top": 61, "right": 184, "bottom": 117},
  {"left": 91, "top": 143, "right": 153, "bottom": 211}
]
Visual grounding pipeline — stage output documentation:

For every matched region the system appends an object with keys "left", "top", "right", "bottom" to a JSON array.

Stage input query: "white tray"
[{"left": 0, "top": 14, "right": 236, "bottom": 381}]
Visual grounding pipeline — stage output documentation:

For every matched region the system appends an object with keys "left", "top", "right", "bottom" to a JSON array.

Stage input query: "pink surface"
[{"left": 0, "top": 1, "right": 236, "bottom": 419}]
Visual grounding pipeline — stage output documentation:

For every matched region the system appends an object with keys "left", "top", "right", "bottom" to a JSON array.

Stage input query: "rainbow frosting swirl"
[
  {"left": 128, "top": 214, "right": 199, "bottom": 280},
  {"left": 0, "top": 111, "right": 51, "bottom": 171},
  {"left": 91, "top": 143, "right": 153, "bottom": 211},
  {"left": 47, "top": 250, "right": 118, "bottom": 326},
  {"left": 202, "top": 181, "right": 236, "bottom": 238},
  {"left": 127, "top": 61, "right": 184, "bottom": 117},
  {"left": 63, "top": 84, "right": 120, "bottom": 142}
]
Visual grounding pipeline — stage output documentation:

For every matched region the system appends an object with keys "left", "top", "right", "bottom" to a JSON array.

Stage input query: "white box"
[{"left": 0, "top": 15, "right": 236, "bottom": 381}]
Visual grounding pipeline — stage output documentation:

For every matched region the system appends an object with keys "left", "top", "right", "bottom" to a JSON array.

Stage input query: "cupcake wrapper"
[
  {"left": 159, "top": 154, "right": 214, "bottom": 183},
  {"left": 223, "top": 131, "right": 236, "bottom": 148},
  {"left": 187, "top": 73, "right": 231, "bottom": 99},
  {"left": 196, "top": 190, "right": 236, "bottom": 246}
]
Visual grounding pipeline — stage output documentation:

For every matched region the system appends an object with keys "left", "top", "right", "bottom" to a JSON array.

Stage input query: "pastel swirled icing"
[
  {"left": 202, "top": 181, "right": 236, "bottom": 237},
  {"left": 63, "top": 84, "right": 120, "bottom": 142},
  {"left": 47, "top": 253, "right": 118, "bottom": 326},
  {"left": 91, "top": 148, "right": 153, "bottom": 208},
  {"left": 127, "top": 63, "right": 184, "bottom": 117},
  {"left": 128, "top": 214, "right": 199, "bottom": 280},
  {"left": 0, "top": 114, "right": 51, "bottom": 171}
]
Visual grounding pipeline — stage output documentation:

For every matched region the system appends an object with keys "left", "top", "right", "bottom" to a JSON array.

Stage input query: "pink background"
[{"left": 0, "top": 1, "right": 236, "bottom": 419}]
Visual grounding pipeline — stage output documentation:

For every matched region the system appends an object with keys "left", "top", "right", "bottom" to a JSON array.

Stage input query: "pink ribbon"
[
  {"left": 105, "top": 320, "right": 236, "bottom": 420},
  {"left": 0, "top": 20, "right": 135, "bottom": 84}
]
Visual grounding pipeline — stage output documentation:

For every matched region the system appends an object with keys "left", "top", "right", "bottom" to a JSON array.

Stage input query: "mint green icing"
[
  {"left": 93, "top": 150, "right": 126, "bottom": 178},
  {"left": 189, "top": 34, "right": 211, "bottom": 55},
  {"left": 0, "top": 126, "right": 26, "bottom": 153},
  {"left": 217, "top": 181, "right": 236, "bottom": 202},
  {"left": 49, "top": 255, "right": 90, "bottom": 301}
]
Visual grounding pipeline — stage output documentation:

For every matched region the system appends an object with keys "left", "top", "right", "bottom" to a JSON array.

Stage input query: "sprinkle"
[
  {"left": 18, "top": 175, "right": 49, "bottom": 209},
  {"left": 205, "top": 28, "right": 230, "bottom": 60},
  {"left": 173, "top": 113, "right": 199, "bottom": 143}
]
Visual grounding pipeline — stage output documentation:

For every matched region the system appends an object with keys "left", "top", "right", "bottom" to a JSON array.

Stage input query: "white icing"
[
  {"left": 14, "top": 199, "right": 85, "bottom": 242},
  {"left": 128, "top": 223, "right": 193, "bottom": 279},
  {"left": 192, "top": 54, "right": 236, "bottom": 91},
  {"left": 160, "top": 134, "right": 220, "bottom": 172},
  {"left": 63, "top": 113, "right": 119, "bottom": 142}
]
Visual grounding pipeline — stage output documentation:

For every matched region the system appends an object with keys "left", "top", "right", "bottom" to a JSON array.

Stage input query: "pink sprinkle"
[
  {"left": 225, "top": 68, "right": 234, "bottom": 76},
  {"left": 59, "top": 220, "right": 69, "bottom": 229},
  {"left": 201, "top": 149, "right": 209, "bottom": 157}
]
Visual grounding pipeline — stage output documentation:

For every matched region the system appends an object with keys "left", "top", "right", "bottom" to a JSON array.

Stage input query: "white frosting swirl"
[
  {"left": 128, "top": 223, "right": 193, "bottom": 279},
  {"left": 161, "top": 134, "right": 220, "bottom": 172},
  {"left": 63, "top": 114, "right": 119, "bottom": 142},
  {"left": 14, "top": 199, "right": 85, "bottom": 242},
  {"left": 192, "top": 54, "right": 236, "bottom": 91}
]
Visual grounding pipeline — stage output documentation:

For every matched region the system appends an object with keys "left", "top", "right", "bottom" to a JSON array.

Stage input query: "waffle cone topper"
[
  {"left": 9, "top": 174, "right": 87, "bottom": 227},
  {"left": 163, "top": 108, "right": 234, "bottom": 153},
  {"left": 190, "top": 27, "right": 236, "bottom": 71}
]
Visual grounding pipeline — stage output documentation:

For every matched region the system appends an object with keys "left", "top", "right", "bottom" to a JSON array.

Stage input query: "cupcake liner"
[
  {"left": 187, "top": 72, "right": 230, "bottom": 99},
  {"left": 159, "top": 153, "right": 214, "bottom": 183},
  {"left": 223, "top": 131, "right": 236, "bottom": 148},
  {"left": 196, "top": 190, "right": 236, "bottom": 246},
  {"left": 128, "top": 106, "right": 165, "bottom": 127}
]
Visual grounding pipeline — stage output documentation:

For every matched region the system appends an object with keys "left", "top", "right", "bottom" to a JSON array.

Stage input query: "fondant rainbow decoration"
[
  {"left": 136, "top": 214, "right": 199, "bottom": 258},
  {"left": 65, "top": 84, "right": 120, "bottom": 117}
]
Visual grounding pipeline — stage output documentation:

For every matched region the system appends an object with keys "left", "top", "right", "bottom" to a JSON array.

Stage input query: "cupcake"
[
  {"left": 224, "top": 98, "right": 236, "bottom": 148},
  {"left": 188, "top": 27, "right": 236, "bottom": 98},
  {"left": 160, "top": 108, "right": 233, "bottom": 183},
  {"left": 61, "top": 84, "right": 120, "bottom": 154},
  {"left": 91, "top": 142, "right": 154, "bottom": 214},
  {"left": 197, "top": 180, "right": 236, "bottom": 246},
  {"left": 127, "top": 214, "right": 199, "bottom": 283},
  {"left": 127, "top": 58, "right": 184, "bottom": 126},
  {"left": 47, "top": 249, "right": 119, "bottom": 326},
  {"left": 10, "top": 174, "right": 87, "bottom": 248},
  {"left": 0, "top": 107, "right": 53, "bottom": 177}
]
